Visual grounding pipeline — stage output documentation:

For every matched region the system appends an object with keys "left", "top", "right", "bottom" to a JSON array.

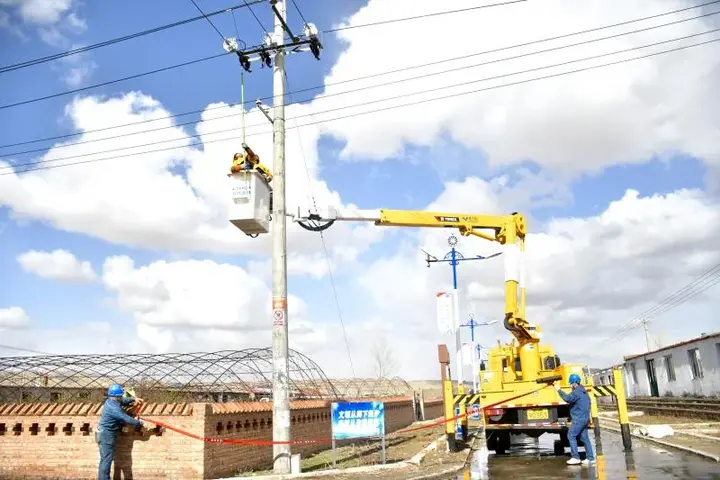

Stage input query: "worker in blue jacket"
[
  {"left": 96, "top": 384, "right": 144, "bottom": 480},
  {"left": 555, "top": 373, "right": 596, "bottom": 466}
]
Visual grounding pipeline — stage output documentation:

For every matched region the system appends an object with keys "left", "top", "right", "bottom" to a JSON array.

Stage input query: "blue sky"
[{"left": 1, "top": 0, "right": 719, "bottom": 378}]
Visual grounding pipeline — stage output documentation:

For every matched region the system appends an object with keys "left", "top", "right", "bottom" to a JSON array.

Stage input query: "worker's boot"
[{"left": 566, "top": 457, "right": 582, "bottom": 465}]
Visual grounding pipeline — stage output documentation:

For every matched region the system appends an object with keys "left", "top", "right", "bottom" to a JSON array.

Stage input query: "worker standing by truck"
[
  {"left": 96, "top": 384, "right": 144, "bottom": 480},
  {"left": 555, "top": 373, "right": 596, "bottom": 466}
]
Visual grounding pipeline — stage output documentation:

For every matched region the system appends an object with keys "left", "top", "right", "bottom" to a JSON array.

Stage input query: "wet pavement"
[{"left": 457, "top": 431, "right": 720, "bottom": 479}]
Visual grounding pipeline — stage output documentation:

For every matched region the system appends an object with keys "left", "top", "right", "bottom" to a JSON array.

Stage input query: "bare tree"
[{"left": 371, "top": 337, "right": 398, "bottom": 379}]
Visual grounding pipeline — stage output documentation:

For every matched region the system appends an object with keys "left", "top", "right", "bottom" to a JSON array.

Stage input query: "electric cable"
[
  {"left": 610, "top": 264, "right": 720, "bottom": 340},
  {"left": 594, "top": 262, "right": 720, "bottom": 347},
  {"left": 5, "top": 11, "right": 719, "bottom": 161},
  {"left": 0, "top": 1, "right": 266, "bottom": 74},
  {"left": 291, "top": 0, "right": 309, "bottom": 26},
  {"left": 284, "top": 69, "right": 357, "bottom": 378},
  {"left": 3, "top": 28, "right": 718, "bottom": 172},
  {"left": 0, "top": 344, "right": 52, "bottom": 356},
  {"left": 243, "top": 0, "right": 269, "bottom": 32},
  {"left": 2, "top": 1, "right": 715, "bottom": 150},
  {"left": 2, "top": 33, "right": 718, "bottom": 175},
  {"left": 322, "top": 0, "right": 528, "bottom": 33},
  {"left": 0, "top": 52, "right": 231, "bottom": 111},
  {"left": 188, "top": 0, "right": 228, "bottom": 41}
]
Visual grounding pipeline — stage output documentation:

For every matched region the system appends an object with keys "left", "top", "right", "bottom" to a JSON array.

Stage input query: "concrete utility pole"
[
  {"left": 223, "top": 2, "right": 322, "bottom": 473},
  {"left": 270, "top": 0, "right": 290, "bottom": 473},
  {"left": 641, "top": 318, "right": 651, "bottom": 352}
]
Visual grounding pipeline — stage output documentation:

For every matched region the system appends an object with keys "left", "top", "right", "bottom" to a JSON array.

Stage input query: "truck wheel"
[
  {"left": 495, "top": 432, "right": 510, "bottom": 455},
  {"left": 485, "top": 432, "right": 497, "bottom": 451},
  {"left": 553, "top": 439, "right": 565, "bottom": 456},
  {"left": 560, "top": 432, "right": 570, "bottom": 447}
]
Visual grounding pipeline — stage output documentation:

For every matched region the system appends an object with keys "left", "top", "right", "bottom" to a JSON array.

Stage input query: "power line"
[
  {"left": 4, "top": 27, "right": 718, "bottom": 172},
  {"left": 243, "top": 0, "right": 269, "bottom": 32},
  {"left": 2, "top": 33, "right": 718, "bottom": 175},
  {"left": 0, "top": 52, "right": 231, "bottom": 111},
  {"left": 188, "top": 0, "right": 228, "bottom": 41},
  {"left": 290, "top": 0, "right": 309, "bottom": 26},
  {"left": 322, "top": 0, "right": 529, "bottom": 33},
  {"left": 2, "top": 1, "right": 715, "bottom": 150},
  {"left": 5, "top": 9, "right": 718, "bottom": 159},
  {"left": 0, "top": 1, "right": 265, "bottom": 74},
  {"left": 0, "top": 344, "right": 52, "bottom": 356},
  {"left": 284, "top": 70, "right": 356, "bottom": 378},
  {"left": 595, "top": 262, "right": 720, "bottom": 347}
]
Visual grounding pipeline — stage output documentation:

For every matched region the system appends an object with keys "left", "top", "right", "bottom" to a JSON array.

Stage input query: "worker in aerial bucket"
[
  {"left": 229, "top": 143, "right": 273, "bottom": 184},
  {"left": 555, "top": 373, "right": 596, "bottom": 466},
  {"left": 96, "top": 384, "right": 145, "bottom": 480}
]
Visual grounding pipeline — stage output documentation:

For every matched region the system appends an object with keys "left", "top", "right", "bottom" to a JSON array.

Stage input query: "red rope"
[{"left": 133, "top": 384, "right": 554, "bottom": 447}]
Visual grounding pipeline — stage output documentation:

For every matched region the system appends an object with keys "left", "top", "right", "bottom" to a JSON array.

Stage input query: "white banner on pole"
[
  {"left": 462, "top": 343, "right": 475, "bottom": 366},
  {"left": 436, "top": 291, "right": 454, "bottom": 335}
]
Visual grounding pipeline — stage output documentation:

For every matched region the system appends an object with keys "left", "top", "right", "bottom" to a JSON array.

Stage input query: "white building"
[{"left": 622, "top": 332, "right": 720, "bottom": 398}]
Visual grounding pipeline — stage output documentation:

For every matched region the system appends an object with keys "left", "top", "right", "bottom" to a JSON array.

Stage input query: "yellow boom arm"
[{"left": 294, "top": 207, "right": 538, "bottom": 345}]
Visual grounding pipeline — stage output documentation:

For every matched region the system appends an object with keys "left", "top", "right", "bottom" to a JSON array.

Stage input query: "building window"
[
  {"left": 687, "top": 348, "right": 704, "bottom": 380},
  {"left": 663, "top": 355, "right": 676, "bottom": 382},
  {"left": 628, "top": 363, "right": 637, "bottom": 384},
  {"left": 716, "top": 343, "right": 720, "bottom": 365}
]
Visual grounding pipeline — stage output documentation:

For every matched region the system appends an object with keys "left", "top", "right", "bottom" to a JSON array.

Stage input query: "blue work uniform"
[
  {"left": 96, "top": 397, "right": 143, "bottom": 480},
  {"left": 557, "top": 385, "right": 595, "bottom": 461}
]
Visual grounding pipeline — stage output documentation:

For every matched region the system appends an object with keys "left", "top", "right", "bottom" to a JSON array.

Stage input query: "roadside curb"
[
  {"left": 601, "top": 424, "right": 720, "bottom": 462},
  {"left": 406, "top": 465, "right": 465, "bottom": 480},
  {"left": 408, "top": 434, "right": 445, "bottom": 466},
  {"left": 224, "top": 429, "right": 449, "bottom": 479}
]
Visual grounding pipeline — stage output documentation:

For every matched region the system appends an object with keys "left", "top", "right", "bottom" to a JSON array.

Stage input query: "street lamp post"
[
  {"left": 460, "top": 316, "right": 498, "bottom": 393},
  {"left": 423, "top": 235, "right": 501, "bottom": 393}
]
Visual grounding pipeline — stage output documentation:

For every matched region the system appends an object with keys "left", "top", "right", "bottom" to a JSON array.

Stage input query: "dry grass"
[{"left": 244, "top": 421, "right": 468, "bottom": 477}]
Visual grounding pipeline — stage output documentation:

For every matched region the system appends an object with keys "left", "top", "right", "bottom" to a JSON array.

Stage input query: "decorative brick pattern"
[{"left": 0, "top": 396, "right": 435, "bottom": 479}]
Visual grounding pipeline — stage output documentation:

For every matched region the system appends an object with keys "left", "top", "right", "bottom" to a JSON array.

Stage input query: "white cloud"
[
  {"left": 0, "top": 92, "right": 384, "bottom": 267},
  {"left": 60, "top": 58, "right": 96, "bottom": 87},
  {"left": 0, "top": 0, "right": 72, "bottom": 25},
  {"left": 315, "top": 0, "right": 720, "bottom": 173},
  {"left": 0, "top": 307, "right": 31, "bottom": 328},
  {"left": 17, "top": 248, "right": 97, "bottom": 283},
  {"left": 65, "top": 11, "right": 85, "bottom": 32},
  {"left": 356, "top": 180, "right": 720, "bottom": 374},
  {"left": 100, "top": 255, "right": 332, "bottom": 356}
]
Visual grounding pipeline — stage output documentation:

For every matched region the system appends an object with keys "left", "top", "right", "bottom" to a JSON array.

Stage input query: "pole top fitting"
[{"left": 448, "top": 234, "right": 458, "bottom": 247}]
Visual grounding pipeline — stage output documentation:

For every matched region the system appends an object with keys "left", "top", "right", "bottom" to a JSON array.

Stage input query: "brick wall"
[
  {"left": 423, "top": 399, "right": 443, "bottom": 420},
  {"left": 0, "top": 396, "right": 430, "bottom": 480},
  {"left": 0, "top": 402, "right": 203, "bottom": 480}
]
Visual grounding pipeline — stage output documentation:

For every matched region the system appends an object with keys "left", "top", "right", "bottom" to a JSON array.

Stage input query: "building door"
[{"left": 646, "top": 359, "right": 659, "bottom": 397}]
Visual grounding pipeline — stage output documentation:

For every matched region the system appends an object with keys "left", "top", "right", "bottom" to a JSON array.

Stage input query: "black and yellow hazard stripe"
[
  {"left": 452, "top": 393, "right": 482, "bottom": 406},
  {"left": 592, "top": 385, "right": 617, "bottom": 397}
]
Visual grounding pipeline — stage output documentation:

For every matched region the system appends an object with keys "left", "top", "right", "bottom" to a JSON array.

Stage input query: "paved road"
[{"left": 459, "top": 431, "right": 720, "bottom": 479}]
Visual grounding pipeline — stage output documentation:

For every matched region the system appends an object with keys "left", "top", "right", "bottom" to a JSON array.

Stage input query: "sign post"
[{"left": 331, "top": 401, "right": 386, "bottom": 467}]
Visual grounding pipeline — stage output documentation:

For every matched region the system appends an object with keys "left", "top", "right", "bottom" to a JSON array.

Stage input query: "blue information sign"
[
  {"left": 455, "top": 406, "right": 463, "bottom": 439},
  {"left": 331, "top": 401, "right": 385, "bottom": 440}
]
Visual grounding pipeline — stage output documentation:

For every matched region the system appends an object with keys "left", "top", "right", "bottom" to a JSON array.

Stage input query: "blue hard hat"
[
  {"left": 107, "top": 384, "right": 124, "bottom": 396},
  {"left": 569, "top": 373, "right": 582, "bottom": 385}
]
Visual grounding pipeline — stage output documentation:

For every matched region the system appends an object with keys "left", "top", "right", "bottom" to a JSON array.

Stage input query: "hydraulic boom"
[{"left": 294, "top": 206, "right": 541, "bottom": 350}]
